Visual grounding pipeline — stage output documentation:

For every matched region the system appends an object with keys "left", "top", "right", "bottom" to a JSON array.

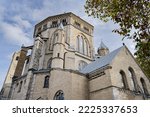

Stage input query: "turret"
[
  {"left": 97, "top": 41, "right": 109, "bottom": 56},
  {"left": 51, "top": 23, "right": 65, "bottom": 69}
]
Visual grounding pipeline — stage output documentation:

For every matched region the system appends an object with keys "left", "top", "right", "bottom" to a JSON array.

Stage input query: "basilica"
[{"left": 1, "top": 12, "right": 150, "bottom": 100}]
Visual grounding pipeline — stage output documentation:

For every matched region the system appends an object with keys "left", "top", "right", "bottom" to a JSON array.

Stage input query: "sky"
[{"left": 0, "top": 0, "right": 136, "bottom": 89}]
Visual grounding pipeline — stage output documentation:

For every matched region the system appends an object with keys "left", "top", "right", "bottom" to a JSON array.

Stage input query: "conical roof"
[{"left": 98, "top": 41, "right": 108, "bottom": 49}]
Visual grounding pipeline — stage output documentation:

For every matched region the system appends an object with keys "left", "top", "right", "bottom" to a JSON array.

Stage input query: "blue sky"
[{"left": 0, "top": 0, "right": 136, "bottom": 89}]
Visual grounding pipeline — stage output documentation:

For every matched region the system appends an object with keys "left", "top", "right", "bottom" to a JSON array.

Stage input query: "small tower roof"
[
  {"left": 98, "top": 41, "right": 108, "bottom": 49},
  {"left": 58, "top": 22, "right": 64, "bottom": 30}
]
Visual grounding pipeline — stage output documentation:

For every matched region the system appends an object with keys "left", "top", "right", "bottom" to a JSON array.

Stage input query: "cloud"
[
  {"left": 12, "top": 16, "right": 32, "bottom": 29},
  {"left": 0, "top": 22, "right": 33, "bottom": 46},
  {"left": 0, "top": 6, "right": 5, "bottom": 21}
]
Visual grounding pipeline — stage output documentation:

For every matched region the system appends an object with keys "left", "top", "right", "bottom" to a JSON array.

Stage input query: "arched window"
[
  {"left": 18, "top": 81, "right": 23, "bottom": 93},
  {"left": 78, "top": 60, "right": 88, "bottom": 71},
  {"left": 47, "top": 58, "right": 52, "bottom": 69},
  {"left": 76, "top": 35, "right": 90, "bottom": 56},
  {"left": 140, "top": 78, "right": 149, "bottom": 96},
  {"left": 53, "top": 90, "right": 64, "bottom": 100},
  {"left": 128, "top": 67, "right": 138, "bottom": 92},
  {"left": 43, "top": 76, "right": 50, "bottom": 88},
  {"left": 120, "top": 70, "right": 129, "bottom": 89}
]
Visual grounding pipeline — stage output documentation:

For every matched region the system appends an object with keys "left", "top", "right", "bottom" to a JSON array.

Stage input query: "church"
[{"left": 1, "top": 12, "right": 150, "bottom": 100}]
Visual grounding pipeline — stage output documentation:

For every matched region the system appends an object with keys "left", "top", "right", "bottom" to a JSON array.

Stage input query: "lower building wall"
[
  {"left": 1, "top": 83, "right": 11, "bottom": 99},
  {"left": 112, "top": 87, "right": 144, "bottom": 100},
  {"left": 29, "top": 73, "right": 50, "bottom": 100},
  {"left": 30, "top": 69, "right": 88, "bottom": 100},
  {"left": 10, "top": 75, "right": 29, "bottom": 100},
  {"left": 90, "top": 87, "right": 113, "bottom": 100},
  {"left": 89, "top": 69, "right": 113, "bottom": 99}
]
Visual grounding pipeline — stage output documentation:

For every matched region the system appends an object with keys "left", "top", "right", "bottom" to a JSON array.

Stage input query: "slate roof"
[
  {"left": 80, "top": 46, "right": 124, "bottom": 74},
  {"left": 98, "top": 41, "right": 108, "bottom": 49}
]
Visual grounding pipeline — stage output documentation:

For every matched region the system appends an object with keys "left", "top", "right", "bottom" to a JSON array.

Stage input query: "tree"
[{"left": 85, "top": 0, "right": 150, "bottom": 78}]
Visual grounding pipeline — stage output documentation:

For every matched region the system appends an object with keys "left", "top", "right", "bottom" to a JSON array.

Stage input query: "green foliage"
[{"left": 85, "top": 0, "right": 150, "bottom": 78}]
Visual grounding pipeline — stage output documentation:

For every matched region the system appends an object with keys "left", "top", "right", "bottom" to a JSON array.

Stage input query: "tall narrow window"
[
  {"left": 84, "top": 39, "right": 88, "bottom": 55},
  {"left": 47, "top": 58, "right": 52, "bottom": 69},
  {"left": 120, "top": 70, "right": 129, "bottom": 89},
  {"left": 18, "top": 81, "right": 23, "bottom": 93},
  {"left": 140, "top": 78, "right": 149, "bottom": 96},
  {"left": 128, "top": 67, "right": 138, "bottom": 92},
  {"left": 43, "top": 76, "right": 49, "bottom": 88},
  {"left": 53, "top": 90, "right": 64, "bottom": 100},
  {"left": 79, "top": 36, "right": 84, "bottom": 54},
  {"left": 76, "top": 35, "right": 90, "bottom": 56},
  {"left": 76, "top": 36, "right": 80, "bottom": 51}
]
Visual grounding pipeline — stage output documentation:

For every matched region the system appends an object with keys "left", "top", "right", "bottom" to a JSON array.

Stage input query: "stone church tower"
[{"left": 1, "top": 12, "right": 150, "bottom": 100}]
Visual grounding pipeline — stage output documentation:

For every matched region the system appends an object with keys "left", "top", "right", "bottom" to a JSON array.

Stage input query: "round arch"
[
  {"left": 76, "top": 33, "right": 91, "bottom": 56},
  {"left": 53, "top": 90, "right": 64, "bottom": 100}
]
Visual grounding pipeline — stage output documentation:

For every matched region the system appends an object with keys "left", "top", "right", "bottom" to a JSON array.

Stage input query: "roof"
[
  {"left": 80, "top": 46, "right": 124, "bottom": 74},
  {"left": 98, "top": 41, "right": 108, "bottom": 49}
]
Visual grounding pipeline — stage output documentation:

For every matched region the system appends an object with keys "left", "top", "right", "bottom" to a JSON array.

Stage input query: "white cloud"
[
  {"left": 0, "top": 22, "right": 33, "bottom": 46},
  {"left": 12, "top": 16, "right": 32, "bottom": 29}
]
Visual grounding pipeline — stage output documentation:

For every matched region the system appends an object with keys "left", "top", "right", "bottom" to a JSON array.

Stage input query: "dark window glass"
[
  {"left": 43, "top": 24, "right": 47, "bottom": 30},
  {"left": 51, "top": 21, "right": 58, "bottom": 27},
  {"left": 120, "top": 70, "right": 129, "bottom": 89},
  {"left": 140, "top": 78, "right": 149, "bottom": 96},
  {"left": 16, "top": 56, "right": 19, "bottom": 60},
  {"left": 62, "top": 19, "right": 67, "bottom": 25},
  {"left": 47, "top": 58, "right": 52, "bottom": 69},
  {"left": 54, "top": 90, "right": 64, "bottom": 100},
  {"left": 43, "top": 76, "right": 49, "bottom": 88},
  {"left": 128, "top": 67, "right": 138, "bottom": 92}
]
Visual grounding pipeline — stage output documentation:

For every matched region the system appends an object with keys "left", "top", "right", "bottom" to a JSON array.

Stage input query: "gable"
[{"left": 110, "top": 46, "right": 149, "bottom": 82}]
